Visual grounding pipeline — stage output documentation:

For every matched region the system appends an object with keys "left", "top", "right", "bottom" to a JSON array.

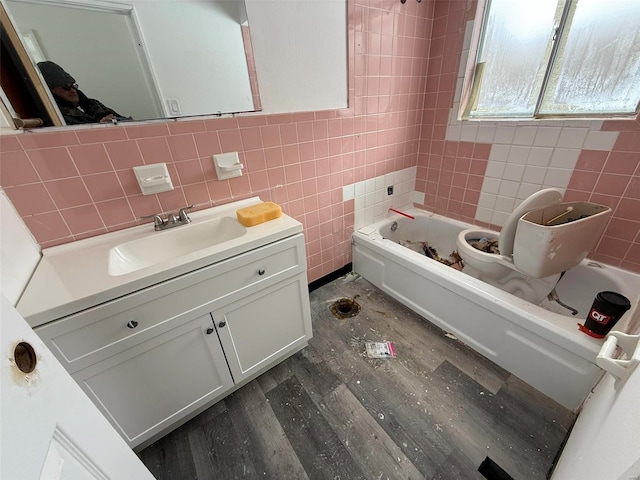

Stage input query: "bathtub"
[{"left": 352, "top": 208, "right": 640, "bottom": 410}]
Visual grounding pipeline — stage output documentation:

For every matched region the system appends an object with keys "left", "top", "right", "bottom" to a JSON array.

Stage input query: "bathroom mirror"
[
  {"left": 0, "top": 0, "right": 348, "bottom": 129},
  {"left": 2, "top": 0, "right": 260, "bottom": 125}
]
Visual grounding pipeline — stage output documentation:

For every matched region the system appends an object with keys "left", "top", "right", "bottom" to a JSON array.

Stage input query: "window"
[{"left": 463, "top": 0, "right": 640, "bottom": 120}]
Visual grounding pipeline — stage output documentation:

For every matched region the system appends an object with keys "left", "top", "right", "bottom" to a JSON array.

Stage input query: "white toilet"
[{"left": 456, "top": 189, "right": 612, "bottom": 304}]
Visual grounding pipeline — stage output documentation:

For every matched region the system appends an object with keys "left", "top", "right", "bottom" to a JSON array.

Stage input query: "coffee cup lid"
[{"left": 597, "top": 291, "right": 631, "bottom": 308}]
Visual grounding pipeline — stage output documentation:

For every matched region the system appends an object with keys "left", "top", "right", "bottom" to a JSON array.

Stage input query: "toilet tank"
[{"left": 513, "top": 202, "right": 612, "bottom": 278}]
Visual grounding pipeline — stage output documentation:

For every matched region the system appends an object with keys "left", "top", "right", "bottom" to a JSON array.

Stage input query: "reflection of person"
[{"left": 37, "top": 61, "right": 129, "bottom": 125}]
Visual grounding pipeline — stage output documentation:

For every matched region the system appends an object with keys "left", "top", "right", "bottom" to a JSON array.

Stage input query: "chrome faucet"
[
  {"left": 142, "top": 205, "right": 193, "bottom": 231},
  {"left": 178, "top": 206, "right": 191, "bottom": 222}
]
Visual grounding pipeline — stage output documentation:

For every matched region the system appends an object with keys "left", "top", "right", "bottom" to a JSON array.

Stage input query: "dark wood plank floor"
[{"left": 139, "top": 274, "right": 575, "bottom": 479}]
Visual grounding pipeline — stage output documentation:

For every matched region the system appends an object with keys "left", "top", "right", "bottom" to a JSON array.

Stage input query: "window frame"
[{"left": 460, "top": 0, "right": 640, "bottom": 122}]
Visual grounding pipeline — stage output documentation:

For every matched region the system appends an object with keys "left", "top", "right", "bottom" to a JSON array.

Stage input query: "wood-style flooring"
[{"left": 139, "top": 273, "right": 575, "bottom": 479}]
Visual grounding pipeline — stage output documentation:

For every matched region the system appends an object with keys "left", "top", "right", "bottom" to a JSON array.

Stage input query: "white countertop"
[{"left": 17, "top": 198, "right": 302, "bottom": 328}]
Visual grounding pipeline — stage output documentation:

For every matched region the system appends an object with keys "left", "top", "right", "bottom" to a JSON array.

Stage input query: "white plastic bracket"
[
  {"left": 596, "top": 331, "right": 640, "bottom": 390},
  {"left": 133, "top": 163, "right": 174, "bottom": 195},
  {"left": 213, "top": 152, "right": 243, "bottom": 180}
]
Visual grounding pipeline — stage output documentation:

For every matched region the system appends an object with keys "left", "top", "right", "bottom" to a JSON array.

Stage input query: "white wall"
[
  {"left": 132, "top": 0, "right": 254, "bottom": 116},
  {"left": 0, "top": 189, "right": 40, "bottom": 306},
  {"left": 245, "top": 0, "right": 348, "bottom": 114}
]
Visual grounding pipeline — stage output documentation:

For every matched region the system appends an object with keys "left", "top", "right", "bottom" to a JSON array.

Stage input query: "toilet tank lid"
[{"left": 499, "top": 188, "right": 563, "bottom": 257}]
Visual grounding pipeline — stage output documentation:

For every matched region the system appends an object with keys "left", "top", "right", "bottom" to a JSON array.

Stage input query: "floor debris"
[
  {"left": 444, "top": 332, "right": 458, "bottom": 340},
  {"left": 365, "top": 341, "right": 397, "bottom": 358}
]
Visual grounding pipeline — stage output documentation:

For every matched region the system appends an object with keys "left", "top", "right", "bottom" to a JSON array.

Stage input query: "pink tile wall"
[
  {"left": 565, "top": 120, "right": 640, "bottom": 272},
  {"left": 416, "top": 0, "right": 487, "bottom": 222},
  {"left": 0, "top": 0, "right": 433, "bottom": 283},
  {"left": 416, "top": 0, "right": 640, "bottom": 273}
]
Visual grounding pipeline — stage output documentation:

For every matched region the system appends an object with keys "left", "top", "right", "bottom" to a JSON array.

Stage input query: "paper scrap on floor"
[{"left": 366, "top": 341, "right": 397, "bottom": 358}]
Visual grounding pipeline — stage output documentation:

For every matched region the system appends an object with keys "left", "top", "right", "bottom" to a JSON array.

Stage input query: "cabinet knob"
[
  {"left": 127, "top": 320, "right": 138, "bottom": 329},
  {"left": 258, "top": 268, "right": 266, "bottom": 276},
  {"left": 218, "top": 321, "right": 226, "bottom": 328},
  {"left": 206, "top": 327, "right": 214, "bottom": 335}
]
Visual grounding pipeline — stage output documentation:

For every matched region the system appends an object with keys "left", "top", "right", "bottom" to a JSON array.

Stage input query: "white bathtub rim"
[
  {"left": 366, "top": 207, "right": 640, "bottom": 317},
  {"left": 352, "top": 230, "right": 611, "bottom": 363}
]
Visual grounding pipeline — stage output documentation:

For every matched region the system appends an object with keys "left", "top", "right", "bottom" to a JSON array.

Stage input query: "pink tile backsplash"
[
  {"left": 0, "top": 135, "right": 22, "bottom": 152},
  {"left": 75, "top": 127, "right": 127, "bottom": 144},
  {"left": 1, "top": 150, "right": 40, "bottom": 185},
  {"left": 104, "top": 140, "right": 144, "bottom": 170},
  {"left": 68, "top": 144, "right": 112, "bottom": 175},
  {"left": 2, "top": 0, "right": 639, "bottom": 280},
  {"left": 166, "top": 134, "right": 198, "bottom": 161},
  {"left": 60, "top": 204, "right": 105, "bottom": 235},
  {"left": 6, "top": 183, "right": 56, "bottom": 216},
  {"left": 124, "top": 124, "right": 170, "bottom": 139},
  {"left": 22, "top": 211, "right": 71, "bottom": 245},
  {"left": 174, "top": 159, "right": 206, "bottom": 186},
  {"left": 82, "top": 172, "right": 125, "bottom": 202},
  {"left": 27, "top": 147, "right": 77, "bottom": 180},
  {"left": 44, "top": 177, "right": 92, "bottom": 209},
  {"left": 95, "top": 198, "right": 135, "bottom": 227},
  {"left": 17, "top": 131, "right": 78, "bottom": 150},
  {"left": 239, "top": 127, "right": 263, "bottom": 151},
  {"left": 137, "top": 137, "right": 172, "bottom": 164}
]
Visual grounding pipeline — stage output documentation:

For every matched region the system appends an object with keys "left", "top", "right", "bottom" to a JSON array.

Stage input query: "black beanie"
[{"left": 37, "top": 61, "right": 75, "bottom": 89}]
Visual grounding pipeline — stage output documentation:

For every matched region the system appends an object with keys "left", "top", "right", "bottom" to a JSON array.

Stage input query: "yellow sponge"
[{"left": 236, "top": 202, "right": 282, "bottom": 227}]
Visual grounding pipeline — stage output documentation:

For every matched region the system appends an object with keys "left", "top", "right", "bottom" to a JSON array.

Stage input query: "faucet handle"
[
  {"left": 178, "top": 205, "right": 193, "bottom": 222},
  {"left": 140, "top": 213, "right": 165, "bottom": 229}
]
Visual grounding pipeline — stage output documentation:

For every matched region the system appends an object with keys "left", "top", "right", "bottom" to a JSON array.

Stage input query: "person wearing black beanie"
[{"left": 37, "top": 61, "right": 129, "bottom": 125}]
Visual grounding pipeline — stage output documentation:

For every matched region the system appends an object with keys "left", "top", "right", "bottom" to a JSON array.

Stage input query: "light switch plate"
[{"left": 167, "top": 99, "right": 181, "bottom": 115}]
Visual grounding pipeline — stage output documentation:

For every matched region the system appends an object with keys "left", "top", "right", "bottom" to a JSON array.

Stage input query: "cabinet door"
[
  {"left": 72, "top": 314, "right": 233, "bottom": 448},
  {"left": 213, "top": 274, "right": 312, "bottom": 384}
]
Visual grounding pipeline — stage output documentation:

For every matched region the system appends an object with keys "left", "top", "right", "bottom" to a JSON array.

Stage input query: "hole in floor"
[{"left": 330, "top": 297, "right": 361, "bottom": 319}]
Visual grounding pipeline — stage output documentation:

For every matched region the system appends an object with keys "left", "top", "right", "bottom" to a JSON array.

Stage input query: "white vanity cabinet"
[
  {"left": 213, "top": 276, "right": 311, "bottom": 384},
  {"left": 71, "top": 313, "right": 234, "bottom": 448},
  {"left": 33, "top": 232, "right": 312, "bottom": 449}
]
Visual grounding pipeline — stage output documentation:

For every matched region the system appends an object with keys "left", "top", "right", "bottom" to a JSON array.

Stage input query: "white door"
[
  {"left": 0, "top": 294, "right": 155, "bottom": 480},
  {"left": 551, "top": 337, "right": 640, "bottom": 480}
]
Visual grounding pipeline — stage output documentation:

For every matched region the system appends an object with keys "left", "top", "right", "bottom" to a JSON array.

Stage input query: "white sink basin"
[
  {"left": 17, "top": 197, "right": 304, "bottom": 327},
  {"left": 108, "top": 216, "right": 246, "bottom": 276}
]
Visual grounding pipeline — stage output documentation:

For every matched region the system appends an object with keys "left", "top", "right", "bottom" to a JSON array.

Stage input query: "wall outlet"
[{"left": 387, "top": 185, "right": 394, "bottom": 195}]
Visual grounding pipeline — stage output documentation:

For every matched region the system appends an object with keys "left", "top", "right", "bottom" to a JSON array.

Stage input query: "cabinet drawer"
[{"left": 35, "top": 234, "right": 305, "bottom": 371}]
